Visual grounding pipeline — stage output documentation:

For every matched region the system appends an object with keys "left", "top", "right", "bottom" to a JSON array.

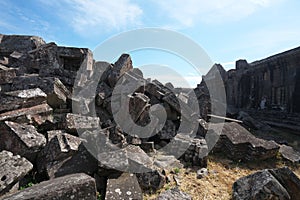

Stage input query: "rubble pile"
[
  {"left": 0, "top": 34, "right": 299, "bottom": 200},
  {"left": 0, "top": 34, "right": 208, "bottom": 199}
]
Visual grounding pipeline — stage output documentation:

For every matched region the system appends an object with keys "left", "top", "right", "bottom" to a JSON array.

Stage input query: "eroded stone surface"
[
  {"left": 212, "top": 122, "right": 279, "bottom": 161},
  {"left": 65, "top": 113, "right": 100, "bottom": 133},
  {"left": 136, "top": 170, "right": 166, "bottom": 192},
  {"left": 233, "top": 167, "right": 300, "bottom": 200},
  {"left": 0, "top": 121, "right": 46, "bottom": 162},
  {"left": 0, "top": 151, "right": 33, "bottom": 197},
  {"left": 279, "top": 145, "right": 300, "bottom": 163},
  {"left": 105, "top": 173, "right": 142, "bottom": 200},
  {"left": 2, "top": 173, "right": 97, "bottom": 200},
  {"left": 37, "top": 131, "right": 97, "bottom": 178},
  {"left": 156, "top": 187, "right": 192, "bottom": 200},
  {"left": 0, "top": 88, "right": 47, "bottom": 113},
  {"left": 0, "top": 103, "right": 53, "bottom": 124}
]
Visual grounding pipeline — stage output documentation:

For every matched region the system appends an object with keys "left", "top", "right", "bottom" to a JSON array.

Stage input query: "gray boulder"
[
  {"left": 2, "top": 173, "right": 97, "bottom": 200},
  {"left": 233, "top": 167, "right": 300, "bottom": 200}
]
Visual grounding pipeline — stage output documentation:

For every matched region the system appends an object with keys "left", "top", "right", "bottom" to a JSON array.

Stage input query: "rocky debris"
[
  {"left": 158, "top": 120, "right": 177, "bottom": 140},
  {"left": 0, "top": 103, "right": 53, "bottom": 124},
  {"left": 212, "top": 122, "right": 279, "bottom": 161},
  {"left": 95, "top": 82, "right": 112, "bottom": 107},
  {"left": 11, "top": 76, "right": 70, "bottom": 108},
  {"left": 2, "top": 173, "right": 97, "bottom": 200},
  {"left": 0, "top": 151, "right": 33, "bottom": 196},
  {"left": 0, "top": 88, "right": 47, "bottom": 113},
  {"left": 232, "top": 167, "right": 300, "bottom": 200},
  {"left": 107, "top": 54, "right": 133, "bottom": 87},
  {"left": 65, "top": 113, "right": 100, "bottom": 133},
  {"left": 37, "top": 130, "right": 97, "bottom": 178},
  {"left": 0, "top": 34, "right": 45, "bottom": 55},
  {"left": 0, "top": 66, "right": 16, "bottom": 85},
  {"left": 153, "top": 154, "right": 183, "bottom": 170},
  {"left": 183, "top": 138, "right": 208, "bottom": 167},
  {"left": 105, "top": 173, "right": 142, "bottom": 200},
  {"left": 172, "top": 135, "right": 208, "bottom": 167},
  {"left": 197, "top": 168, "right": 209, "bottom": 179},
  {"left": 98, "top": 145, "right": 154, "bottom": 173},
  {"left": 136, "top": 169, "right": 166, "bottom": 193},
  {"left": 140, "top": 141, "right": 156, "bottom": 153},
  {"left": 279, "top": 145, "right": 300, "bottom": 163},
  {"left": 2, "top": 34, "right": 298, "bottom": 199},
  {"left": 156, "top": 187, "right": 192, "bottom": 200},
  {"left": 129, "top": 92, "right": 151, "bottom": 124},
  {"left": 0, "top": 121, "right": 46, "bottom": 162}
]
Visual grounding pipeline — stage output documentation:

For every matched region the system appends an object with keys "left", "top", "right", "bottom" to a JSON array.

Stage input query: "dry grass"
[{"left": 144, "top": 154, "right": 300, "bottom": 200}]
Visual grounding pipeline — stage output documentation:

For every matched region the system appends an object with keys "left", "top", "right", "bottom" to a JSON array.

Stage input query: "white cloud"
[
  {"left": 153, "top": 0, "right": 283, "bottom": 27},
  {"left": 52, "top": 0, "right": 143, "bottom": 35}
]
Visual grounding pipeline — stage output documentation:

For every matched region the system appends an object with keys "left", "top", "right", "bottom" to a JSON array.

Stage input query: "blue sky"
[{"left": 1, "top": 0, "right": 300, "bottom": 87}]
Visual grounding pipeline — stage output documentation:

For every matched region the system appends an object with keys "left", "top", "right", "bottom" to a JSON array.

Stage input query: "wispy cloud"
[
  {"left": 41, "top": 0, "right": 143, "bottom": 36},
  {"left": 153, "top": 0, "right": 283, "bottom": 27}
]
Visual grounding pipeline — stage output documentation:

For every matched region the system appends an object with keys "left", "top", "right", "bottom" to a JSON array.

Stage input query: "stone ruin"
[{"left": 0, "top": 34, "right": 299, "bottom": 199}]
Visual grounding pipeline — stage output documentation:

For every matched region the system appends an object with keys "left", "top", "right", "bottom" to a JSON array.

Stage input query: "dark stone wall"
[{"left": 226, "top": 47, "right": 300, "bottom": 113}]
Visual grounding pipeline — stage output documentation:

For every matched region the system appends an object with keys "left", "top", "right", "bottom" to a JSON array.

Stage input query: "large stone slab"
[
  {"left": 2, "top": 173, "right": 97, "bottom": 200},
  {"left": 105, "top": 173, "right": 142, "bottom": 200},
  {"left": 98, "top": 145, "right": 154, "bottom": 173},
  {"left": 0, "top": 121, "right": 46, "bottom": 162},
  {"left": 0, "top": 88, "right": 47, "bottom": 113},
  {"left": 0, "top": 103, "right": 53, "bottom": 124},
  {"left": 0, "top": 151, "right": 33, "bottom": 197},
  {"left": 11, "top": 76, "right": 70, "bottom": 109},
  {"left": 212, "top": 122, "right": 280, "bottom": 161}
]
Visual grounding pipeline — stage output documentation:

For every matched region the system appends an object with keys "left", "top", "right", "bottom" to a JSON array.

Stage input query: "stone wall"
[{"left": 227, "top": 47, "right": 300, "bottom": 113}]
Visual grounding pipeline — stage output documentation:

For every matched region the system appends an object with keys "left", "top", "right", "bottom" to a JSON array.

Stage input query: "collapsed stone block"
[
  {"left": 105, "top": 173, "right": 142, "bottom": 200},
  {"left": 136, "top": 169, "right": 166, "bottom": 193},
  {"left": 98, "top": 145, "right": 154, "bottom": 174},
  {"left": 37, "top": 130, "right": 97, "bottom": 179},
  {"left": 0, "top": 151, "right": 33, "bottom": 197},
  {"left": 212, "top": 122, "right": 280, "bottom": 161},
  {"left": 65, "top": 113, "right": 100, "bottom": 134},
  {"left": 233, "top": 167, "right": 300, "bottom": 200},
  {"left": 0, "top": 66, "right": 16, "bottom": 85},
  {"left": 2, "top": 173, "right": 97, "bottom": 200},
  {"left": 0, "top": 88, "right": 47, "bottom": 113},
  {"left": 107, "top": 54, "right": 133, "bottom": 87},
  {"left": 0, "top": 104, "right": 53, "bottom": 124},
  {"left": 0, "top": 121, "right": 46, "bottom": 162}
]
